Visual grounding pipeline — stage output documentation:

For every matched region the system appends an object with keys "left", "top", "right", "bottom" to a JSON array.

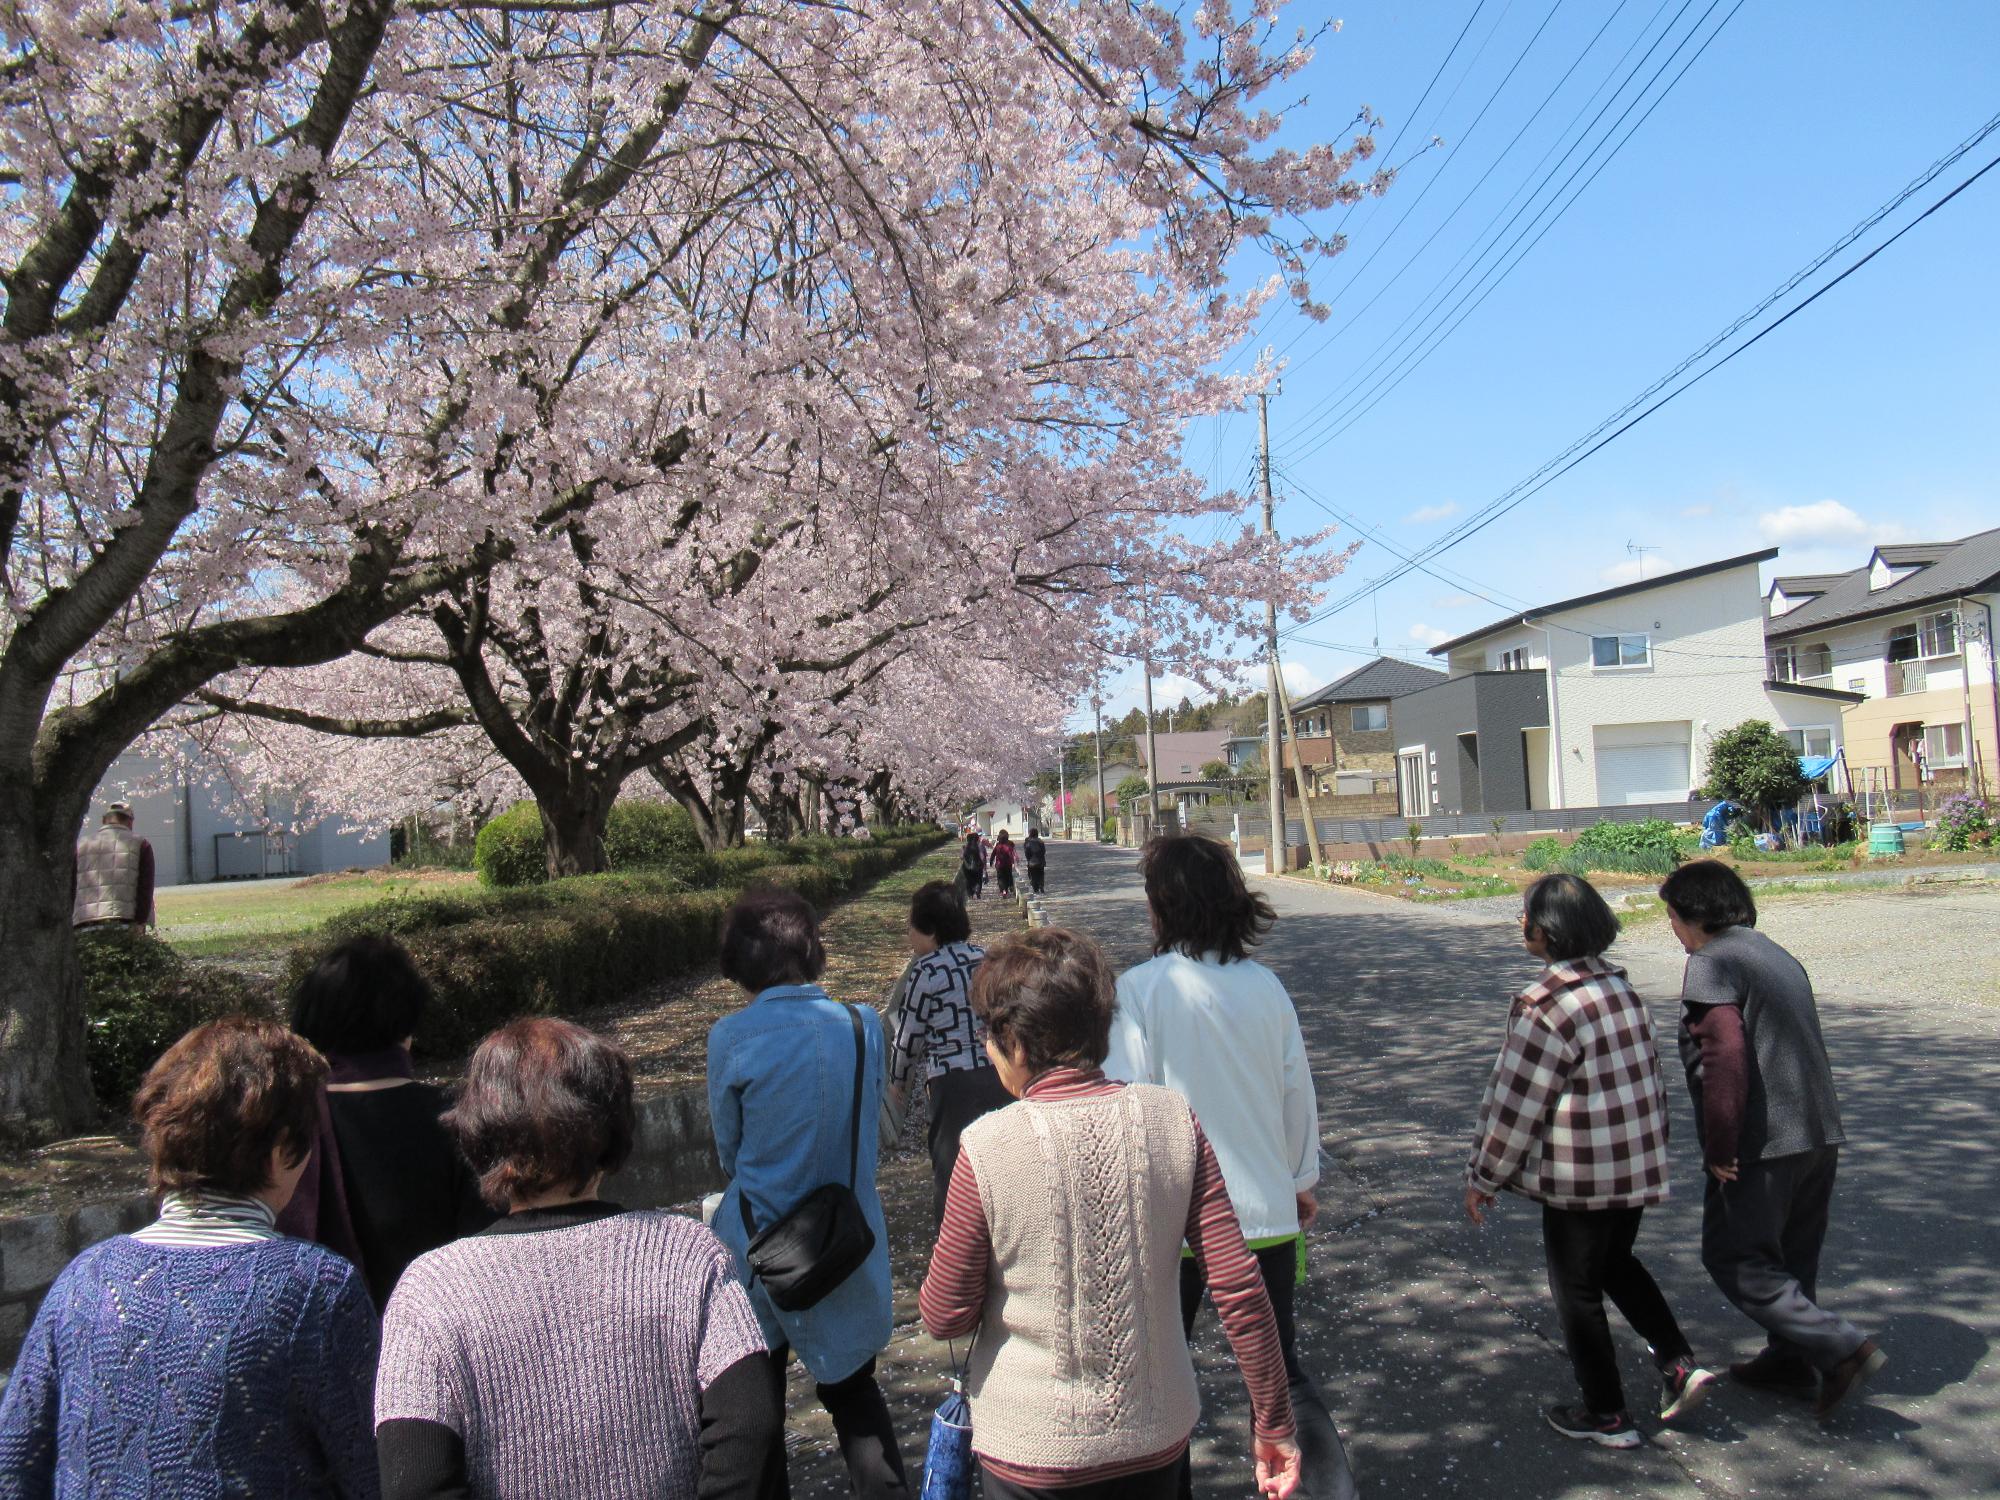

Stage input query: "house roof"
[
  {"left": 1135, "top": 730, "right": 1230, "bottom": 776},
  {"left": 1765, "top": 525, "right": 2000, "bottom": 640},
  {"left": 1770, "top": 572, "right": 1848, "bottom": 597},
  {"left": 1292, "top": 655, "right": 1447, "bottom": 709},
  {"left": 1427, "top": 549, "right": 1780, "bottom": 657},
  {"left": 1764, "top": 679, "right": 1866, "bottom": 705}
]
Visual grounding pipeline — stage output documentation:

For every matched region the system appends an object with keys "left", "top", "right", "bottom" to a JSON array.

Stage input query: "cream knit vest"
[
  {"left": 958, "top": 1083, "right": 1201, "bottom": 1471},
  {"left": 73, "top": 826, "right": 142, "bottom": 924}
]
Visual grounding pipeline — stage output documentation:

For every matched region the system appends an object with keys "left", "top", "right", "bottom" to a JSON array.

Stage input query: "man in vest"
[{"left": 72, "top": 802, "right": 156, "bottom": 930}]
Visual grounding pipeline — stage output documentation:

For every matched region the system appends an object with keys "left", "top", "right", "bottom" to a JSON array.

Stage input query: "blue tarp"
[
  {"left": 1700, "top": 800, "right": 1742, "bottom": 849},
  {"left": 1799, "top": 754, "right": 1839, "bottom": 782}
]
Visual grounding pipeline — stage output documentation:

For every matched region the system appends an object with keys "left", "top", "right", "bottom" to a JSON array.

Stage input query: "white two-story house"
[
  {"left": 1397, "top": 549, "right": 1859, "bottom": 816},
  {"left": 1764, "top": 527, "right": 2000, "bottom": 801}
]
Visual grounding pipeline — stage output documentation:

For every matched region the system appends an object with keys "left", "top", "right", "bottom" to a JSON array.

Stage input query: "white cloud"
[
  {"left": 1404, "top": 501, "right": 1460, "bottom": 526},
  {"left": 1680, "top": 504, "right": 1713, "bottom": 519},
  {"left": 1407, "top": 622, "right": 1453, "bottom": 647},
  {"left": 1599, "top": 556, "right": 1678, "bottom": 585},
  {"left": 1222, "top": 660, "right": 1322, "bottom": 698},
  {"left": 1755, "top": 499, "right": 1907, "bottom": 545}
]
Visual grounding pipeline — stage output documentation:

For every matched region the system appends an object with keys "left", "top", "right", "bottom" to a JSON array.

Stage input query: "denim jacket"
[{"left": 707, "top": 984, "right": 893, "bottom": 1382}]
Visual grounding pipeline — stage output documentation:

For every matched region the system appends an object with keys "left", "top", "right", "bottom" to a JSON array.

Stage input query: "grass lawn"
[{"left": 156, "top": 867, "right": 480, "bottom": 958}]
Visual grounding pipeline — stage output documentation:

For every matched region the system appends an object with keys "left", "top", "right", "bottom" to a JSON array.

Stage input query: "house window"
[
  {"left": 1801, "top": 643, "right": 1832, "bottom": 677},
  {"left": 1890, "top": 612, "right": 1959, "bottom": 662},
  {"left": 1771, "top": 645, "right": 1797, "bottom": 682},
  {"left": 1351, "top": 703, "right": 1387, "bottom": 733},
  {"left": 1496, "top": 647, "right": 1529, "bottom": 671},
  {"left": 1779, "top": 727, "right": 1835, "bottom": 759},
  {"left": 1591, "top": 634, "right": 1650, "bottom": 669},
  {"left": 1924, "top": 722, "right": 1966, "bottom": 766}
]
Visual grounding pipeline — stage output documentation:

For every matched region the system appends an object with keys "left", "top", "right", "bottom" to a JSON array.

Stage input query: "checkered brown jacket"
[{"left": 1466, "top": 957, "right": 1671, "bottom": 1211}]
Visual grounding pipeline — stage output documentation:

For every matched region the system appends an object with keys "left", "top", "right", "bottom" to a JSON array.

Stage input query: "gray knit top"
[{"left": 376, "top": 1207, "right": 766, "bottom": 1496}]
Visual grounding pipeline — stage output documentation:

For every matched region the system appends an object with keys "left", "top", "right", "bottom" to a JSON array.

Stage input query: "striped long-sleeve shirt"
[{"left": 920, "top": 1067, "right": 1292, "bottom": 1484}]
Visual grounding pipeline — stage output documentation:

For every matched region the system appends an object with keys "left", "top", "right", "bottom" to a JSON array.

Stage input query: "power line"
[
  {"left": 1281, "top": 133, "right": 2000, "bottom": 638},
  {"left": 1286, "top": 0, "right": 1740, "bottom": 462}
]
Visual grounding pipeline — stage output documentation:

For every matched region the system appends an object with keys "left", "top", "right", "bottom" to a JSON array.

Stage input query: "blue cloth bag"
[{"left": 920, "top": 1379, "right": 974, "bottom": 1500}]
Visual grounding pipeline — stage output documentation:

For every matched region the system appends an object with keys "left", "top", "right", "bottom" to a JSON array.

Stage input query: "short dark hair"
[
  {"left": 1523, "top": 873, "right": 1620, "bottom": 961},
  {"left": 971, "top": 928, "right": 1116, "bottom": 1074},
  {"left": 445, "top": 1018, "right": 634, "bottom": 1210},
  {"left": 133, "top": 1017, "right": 327, "bottom": 1196},
  {"left": 290, "top": 934, "right": 431, "bottom": 1055},
  {"left": 1658, "top": 859, "right": 1757, "bottom": 933},
  {"left": 1141, "top": 835, "right": 1274, "bottom": 963},
  {"left": 719, "top": 886, "right": 826, "bottom": 990},
  {"left": 909, "top": 881, "right": 971, "bottom": 944}
]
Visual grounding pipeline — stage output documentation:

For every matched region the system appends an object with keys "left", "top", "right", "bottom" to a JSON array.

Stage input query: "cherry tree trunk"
[
  {"left": 537, "top": 794, "right": 615, "bottom": 879},
  {"left": 0, "top": 796, "right": 96, "bottom": 1139}
]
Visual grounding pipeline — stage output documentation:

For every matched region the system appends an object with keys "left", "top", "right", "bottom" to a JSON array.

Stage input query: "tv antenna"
[{"left": 1626, "top": 541, "right": 1660, "bottom": 578}]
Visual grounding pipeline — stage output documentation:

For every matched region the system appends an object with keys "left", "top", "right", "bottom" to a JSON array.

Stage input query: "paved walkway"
[{"left": 787, "top": 841, "right": 2000, "bottom": 1497}]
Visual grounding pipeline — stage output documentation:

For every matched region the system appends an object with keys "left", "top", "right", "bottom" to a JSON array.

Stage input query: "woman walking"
[
  {"left": 1465, "top": 873, "right": 1716, "bottom": 1448},
  {"left": 708, "top": 888, "right": 909, "bottom": 1497},
  {"left": 886, "top": 881, "right": 1012, "bottom": 1224},
  {"left": 991, "top": 830, "right": 1018, "bottom": 897},
  {"left": 920, "top": 927, "right": 1302, "bottom": 1499},
  {"left": 284, "top": 935, "right": 491, "bottom": 1307},
  {"left": 374, "top": 1018, "right": 781, "bottom": 1497},
  {"left": 960, "top": 830, "right": 987, "bottom": 900},
  {"left": 1106, "top": 834, "right": 1358, "bottom": 1500},
  {"left": 0, "top": 1019, "right": 380, "bottom": 1497}
]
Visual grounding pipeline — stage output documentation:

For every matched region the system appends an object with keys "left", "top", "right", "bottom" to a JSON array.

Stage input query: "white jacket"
[{"left": 1105, "top": 951, "right": 1321, "bottom": 1242}]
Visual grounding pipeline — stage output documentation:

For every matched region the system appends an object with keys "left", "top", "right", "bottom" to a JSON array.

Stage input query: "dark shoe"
[
  {"left": 1545, "top": 1405, "right": 1643, "bottom": 1449},
  {"left": 1730, "top": 1347, "right": 1818, "bottom": 1394},
  {"left": 1816, "top": 1339, "right": 1886, "bottom": 1419},
  {"left": 1659, "top": 1359, "right": 1719, "bottom": 1423}
]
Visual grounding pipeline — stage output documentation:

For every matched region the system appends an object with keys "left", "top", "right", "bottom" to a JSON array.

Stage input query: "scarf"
[{"left": 274, "top": 1046, "right": 417, "bottom": 1275}]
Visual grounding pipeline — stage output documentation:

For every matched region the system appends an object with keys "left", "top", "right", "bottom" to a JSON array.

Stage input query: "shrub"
[
  {"left": 474, "top": 801, "right": 547, "bottom": 887},
  {"left": 711, "top": 846, "right": 780, "bottom": 884},
  {"left": 79, "top": 927, "right": 271, "bottom": 1113},
  {"left": 1702, "top": 720, "right": 1811, "bottom": 823},
  {"left": 604, "top": 801, "right": 716, "bottom": 885},
  {"left": 1523, "top": 836, "right": 1567, "bottom": 871},
  {"left": 1566, "top": 818, "right": 1685, "bottom": 875},
  {"left": 1405, "top": 821, "right": 1424, "bottom": 858},
  {"left": 1935, "top": 793, "right": 1994, "bottom": 852}
]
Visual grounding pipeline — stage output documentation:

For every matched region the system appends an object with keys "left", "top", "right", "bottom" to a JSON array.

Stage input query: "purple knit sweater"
[{"left": 375, "top": 1210, "right": 765, "bottom": 1496}]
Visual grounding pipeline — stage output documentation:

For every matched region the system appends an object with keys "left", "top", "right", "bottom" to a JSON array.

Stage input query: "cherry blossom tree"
[{"left": 3, "top": 0, "right": 1375, "bottom": 1128}]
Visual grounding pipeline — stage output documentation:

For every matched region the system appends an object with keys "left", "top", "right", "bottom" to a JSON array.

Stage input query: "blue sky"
[{"left": 1091, "top": 0, "right": 1999, "bottom": 723}]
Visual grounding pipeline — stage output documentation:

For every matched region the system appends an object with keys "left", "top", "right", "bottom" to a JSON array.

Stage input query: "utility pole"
[
  {"left": 1259, "top": 391, "right": 1287, "bottom": 872},
  {"left": 1140, "top": 589, "right": 1162, "bottom": 831},
  {"left": 1093, "top": 689, "right": 1107, "bottom": 843},
  {"left": 1273, "top": 670, "right": 1323, "bottom": 871},
  {"left": 1056, "top": 738, "right": 1068, "bottom": 838}
]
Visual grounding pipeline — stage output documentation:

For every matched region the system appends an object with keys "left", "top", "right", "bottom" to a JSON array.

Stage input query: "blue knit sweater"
[{"left": 0, "top": 1235, "right": 380, "bottom": 1498}]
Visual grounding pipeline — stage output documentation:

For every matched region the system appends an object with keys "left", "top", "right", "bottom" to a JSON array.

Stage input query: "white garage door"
[{"left": 1593, "top": 723, "right": 1693, "bottom": 805}]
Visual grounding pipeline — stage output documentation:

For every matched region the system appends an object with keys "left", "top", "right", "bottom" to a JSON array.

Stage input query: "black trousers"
[
  {"left": 1701, "top": 1145, "right": 1866, "bottom": 1372},
  {"left": 996, "top": 865, "right": 1016, "bottom": 895},
  {"left": 1179, "top": 1241, "right": 1360, "bottom": 1500},
  {"left": 1027, "top": 865, "right": 1045, "bottom": 893},
  {"left": 763, "top": 1354, "right": 908, "bottom": 1499},
  {"left": 927, "top": 1066, "right": 1015, "bottom": 1226},
  {"left": 981, "top": 1454, "right": 1188, "bottom": 1499},
  {"left": 1541, "top": 1203, "right": 1692, "bottom": 1415}
]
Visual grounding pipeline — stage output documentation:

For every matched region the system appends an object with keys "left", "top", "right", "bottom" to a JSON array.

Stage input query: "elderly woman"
[
  {"left": 708, "top": 887, "right": 909, "bottom": 1498},
  {"left": 373, "top": 1017, "right": 778, "bottom": 1497},
  {"left": 0, "top": 1018, "right": 380, "bottom": 1497},
  {"left": 920, "top": 928, "right": 1301, "bottom": 1499},
  {"left": 283, "top": 934, "right": 490, "bottom": 1307},
  {"left": 886, "top": 880, "right": 1010, "bottom": 1225}
]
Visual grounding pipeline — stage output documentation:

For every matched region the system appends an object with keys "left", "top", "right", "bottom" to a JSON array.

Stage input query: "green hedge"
[
  {"left": 289, "top": 828, "right": 949, "bottom": 1056},
  {"left": 79, "top": 927, "right": 272, "bottom": 1113},
  {"left": 474, "top": 800, "right": 718, "bottom": 888}
]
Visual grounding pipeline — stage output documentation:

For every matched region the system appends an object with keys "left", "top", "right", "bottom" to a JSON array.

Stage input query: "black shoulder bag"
[{"left": 741, "top": 1003, "right": 878, "bottom": 1311}]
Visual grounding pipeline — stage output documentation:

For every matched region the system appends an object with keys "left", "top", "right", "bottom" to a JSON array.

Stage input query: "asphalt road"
[{"left": 784, "top": 841, "right": 2000, "bottom": 1497}]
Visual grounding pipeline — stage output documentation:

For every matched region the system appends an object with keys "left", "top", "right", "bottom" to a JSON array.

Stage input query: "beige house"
[{"left": 1765, "top": 527, "right": 1999, "bottom": 803}]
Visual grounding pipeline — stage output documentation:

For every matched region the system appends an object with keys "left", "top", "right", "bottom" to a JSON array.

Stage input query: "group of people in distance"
[
  {"left": 958, "top": 826, "right": 1047, "bottom": 900},
  {"left": 1466, "top": 859, "right": 1882, "bottom": 1449},
  {"left": 0, "top": 830, "right": 1877, "bottom": 1497}
]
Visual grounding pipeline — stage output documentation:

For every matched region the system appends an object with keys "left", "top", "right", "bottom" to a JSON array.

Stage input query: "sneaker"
[
  {"left": 1545, "top": 1404, "right": 1643, "bottom": 1449},
  {"left": 1659, "top": 1360, "right": 1719, "bottom": 1423},
  {"left": 1815, "top": 1339, "right": 1886, "bottom": 1419},
  {"left": 1730, "top": 1347, "right": 1818, "bottom": 1394}
]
